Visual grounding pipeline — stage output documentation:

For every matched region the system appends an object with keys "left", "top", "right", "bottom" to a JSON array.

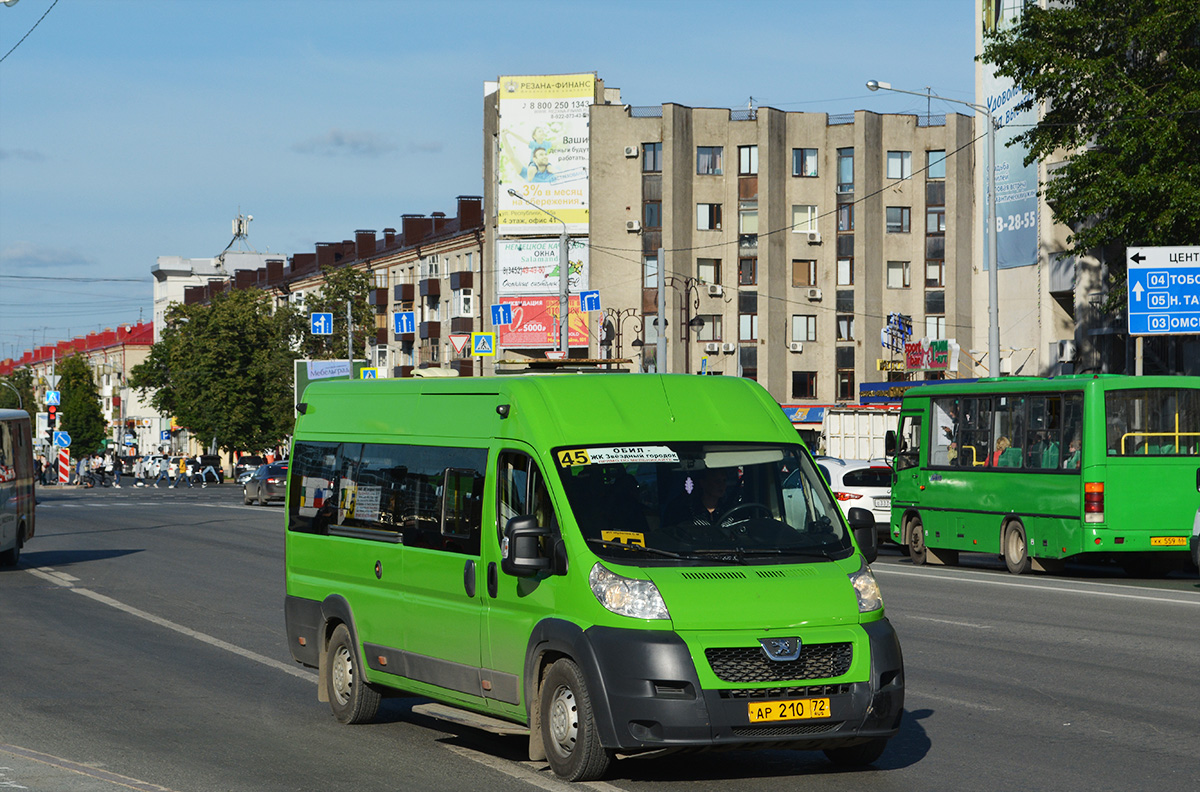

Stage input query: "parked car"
[
  {"left": 813, "top": 457, "right": 894, "bottom": 543},
  {"left": 234, "top": 454, "right": 265, "bottom": 482},
  {"left": 244, "top": 462, "right": 288, "bottom": 506}
]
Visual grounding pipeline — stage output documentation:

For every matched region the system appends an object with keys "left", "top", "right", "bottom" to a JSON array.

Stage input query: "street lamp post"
[
  {"left": 867, "top": 79, "right": 1000, "bottom": 376},
  {"left": 601, "top": 307, "right": 645, "bottom": 362},
  {"left": 662, "top": 275, "right": 705, "bottom": 374},
  {"left": 506, "top": 189, "right": 570, "bottom": 355}
]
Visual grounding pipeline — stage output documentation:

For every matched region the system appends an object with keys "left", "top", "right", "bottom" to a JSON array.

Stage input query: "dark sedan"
[{"left": 243, "top": 463, "right": 288, "bottom": 506}]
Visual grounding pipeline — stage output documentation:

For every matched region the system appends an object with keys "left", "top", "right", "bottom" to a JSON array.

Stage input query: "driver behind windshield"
[{"left": 666, "top": 467, "right": 737, "bottom": 530}]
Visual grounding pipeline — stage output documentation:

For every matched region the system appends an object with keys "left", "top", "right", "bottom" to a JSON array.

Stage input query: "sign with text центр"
[{"left": 1127, "top": 246, "right": 1200, "bottom": 335}]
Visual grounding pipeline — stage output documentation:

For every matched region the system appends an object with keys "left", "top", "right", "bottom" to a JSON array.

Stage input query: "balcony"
[
  {"left": 374, "top": 328, "right": 388, "bottom": 345},
  {"left": 393, "top": 365, "right": 414, "bottom": 378},
  {"left": 450, "top": 360, "right": 475, "bottom": 377},
  {"left": 394, "top": 283, "right": 415, "bottom": 302},
  {"left": 419, "top": 278, "right": 441, "bottom": 298},
  {"left": 449, "top": 271, "right": 473, "bottom": 291},
  {"left": 420, "top": 321, "right": 441, "bottom": 340},
  {"left": 368, "top": 288, "right": 389, "bottom": 308},
  {"left": 450, "top": 317, "right": 474, "bottom": 334}
]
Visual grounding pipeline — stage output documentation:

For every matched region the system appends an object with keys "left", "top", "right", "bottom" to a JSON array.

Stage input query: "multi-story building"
[{"left": 483, "top": 75, "right": 977, "bottom": 407}]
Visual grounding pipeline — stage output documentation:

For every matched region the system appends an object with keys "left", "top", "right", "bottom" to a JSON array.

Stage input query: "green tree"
[
  {"left": 284, "top": 265, "right": 376, "bottom": 361},
  {"left": 130, "top": 288, "right": 295, "bottom": 454},
  {"left": 57, "top": 355, "right": 107, "bottom": 455},
  {"left": 0, "top": 368, "right": 35, "bottom": 413},
  {"left": 980, "top": 0, "right": 1200, "bottom": 302}
]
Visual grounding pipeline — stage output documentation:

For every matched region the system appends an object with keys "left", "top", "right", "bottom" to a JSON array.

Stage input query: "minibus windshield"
[{"left": 553, "top": 442, "right": 854, "bottom": 565}]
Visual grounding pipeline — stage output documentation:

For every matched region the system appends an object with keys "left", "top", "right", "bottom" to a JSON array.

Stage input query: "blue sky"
[{"left": 0, "top": 0, "right": 976, "bottom": 358}]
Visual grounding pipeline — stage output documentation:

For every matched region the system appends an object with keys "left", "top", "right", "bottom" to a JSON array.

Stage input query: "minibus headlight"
[
  {"left": 848, "top": 564, "right": 883, "bottom": 613},
  {"left": 589, "top": 563, "right": 670, "bottom": 620}
]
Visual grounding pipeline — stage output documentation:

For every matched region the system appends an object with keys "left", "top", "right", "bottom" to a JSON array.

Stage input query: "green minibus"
[
  {"left": 0, "top": 408, "right": 35, "bottom": 566},
  {"left": 886, "top": 374, "right": 1200, "bottom": 576},
  {"left": 284, "top": 373, "right": 903, "bottom": 781}
]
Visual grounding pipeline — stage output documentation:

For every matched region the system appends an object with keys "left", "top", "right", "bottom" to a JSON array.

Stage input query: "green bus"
[{"left": 887, "top": 374, "right": 1200, "bottom": 576}]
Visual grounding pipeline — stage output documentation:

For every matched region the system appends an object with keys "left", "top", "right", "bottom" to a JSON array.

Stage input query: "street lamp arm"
[{"left": 866, "top": 80, "right": 990, "bottom": 117}]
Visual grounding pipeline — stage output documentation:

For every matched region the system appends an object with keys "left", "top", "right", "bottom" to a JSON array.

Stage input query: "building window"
[
  {"left": 927, "top": 207, "right": 946, "bottom": 234},
  {"left": 792, "top": 371, "right": 817, "bottom": 399},
  {"left": 887, "top": 260, "right": 911, "bottom": 289},
  {"left": 643, "top": 142, "right": 662, "bottom": 173},
  {"left": 836, "top": 289, "right": 854, "bottom": 313},
  {"left": 887, "top": 150, "right": 912, "bottom": 180},
  {"left": 837, "top": 258, "right": 854, "bottom": 286},
  {"left": 792, "top": 148, "right": 818, "bottom": 177},
  {"left": 837, "top": 147, "right": 854, "bottom": 193},
  {"left": 886, "top": 206, "right": 911, "bottom": 233},
  {"left": 837, "top": 315, "right": 856, "bottom": 341},
  {"left": 792, "top": 314, "right": 817, "bottom": 342},
  {"left": 837, "top": 203, "right": 854, "bottom": 232},
  {"left": 925, "top": 260, "right": 945, "bottom": 287},
  {"left": 739, "top": 206, "right": 758, "bottom": 234},
  {"left": 925, "top": 290, "right": 945, "bottom": 316},
  {"left": 696, "top": 314, "right": 723, "bottom": 342},
  {"left": 925, "top": 315, "right": 946, "bottom": 340},
  {"left": 791, "top": 204, "right": 817, "bottom": 232},
  {"left": 927, "top": 150, "right": 947, "bottom": 179},
  {"left": 697, "top": 203, "right": 723, "bottom": 231},
  {"left": 739, "top": 312, "right": 759, "bottom": 342},
  {"left": 697, "top": 146, "right": 723, "bottom": 175},
  {"left": 643, "top": 200, "right": 662, "bottom": 229},
  {"left": 836, "top": 346, "right": 855, "bottom": 401},
  {"left": 792, "top": 259, "right": 816, "bottom": 288},
  {"left": 740, "top": 345, "right": 757, "bottom": 382},
  {"left": 738, "top": 145, "right": 758, "bottom": 176},
  {"left": 738, "top": 257, "right": 757, "bottom": 286},
  {"left": 697, "top": 258, "right": 721, "bottom": 285},
  {"left": 644, "top": 255, "right": 658, "bottom": 288}
]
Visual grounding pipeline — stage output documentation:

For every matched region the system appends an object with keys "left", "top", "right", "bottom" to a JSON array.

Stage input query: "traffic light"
[{"left": 47, "top": 404, "right": 57, "bottom": 429}]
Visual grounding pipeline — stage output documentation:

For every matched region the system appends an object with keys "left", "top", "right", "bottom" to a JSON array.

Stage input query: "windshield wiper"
[
  {"left": 585, "top": 538, "right": 689, "bottom": 559},
  {"left": 741, "top": 546, "right": 836, "bottom": 560}
]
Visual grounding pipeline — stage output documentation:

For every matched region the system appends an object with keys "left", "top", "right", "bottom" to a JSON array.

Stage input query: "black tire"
[
  {"left": 243, "top": 487, "right": 252, "bottom": 506},
  {"left": 1004, "top": 522, "right": 1031, "bottom": 575},
  {"left": 258, "top": 488, "right": 268, "bottom": 507},
  {"left": 908, "top": 517, "right": 927, "bottom": 566},
  {"left": 540, "top": 659, "right": 613, "bottom": 782},
  {"left": 0, "top": 529, "right": 20, "bottom": 567},
  {"left": 824, "top": 737, "right": 888, "bottom": 767},
  {"left": 325, "top": 624, "right": 380, "bottom": 725}
]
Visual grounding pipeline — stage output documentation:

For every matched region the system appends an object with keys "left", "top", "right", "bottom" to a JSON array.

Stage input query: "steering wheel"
[{"left": 716, "top": 502, "right": 773, "bottom": 527}]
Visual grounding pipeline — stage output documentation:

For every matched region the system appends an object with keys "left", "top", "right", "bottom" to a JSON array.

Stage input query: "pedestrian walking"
[
  {"left": 112, "top": 454, "right": 123, "bottom": 488},
  {"left": 152, "top": 457, "right": 171, "bottom": 487},
  {"left": 170, "top": 456, "right": 194, "bottom": 488}
]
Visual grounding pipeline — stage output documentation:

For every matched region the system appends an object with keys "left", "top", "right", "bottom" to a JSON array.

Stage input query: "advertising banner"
[
  {"left": 495, "top": 295, "right": 588, "bottom": 349},
  {"left": 497, "top": 238, "right": 589, "bottom": 295},
  {"left": 497, "top": 73, "right": 594, "bottom": 235},
  {"left": 905, "top": 338, "right": 961, "bottom": 372},
  {"left": 982, "top": 0, "right": 1038, "bottom": 269}
]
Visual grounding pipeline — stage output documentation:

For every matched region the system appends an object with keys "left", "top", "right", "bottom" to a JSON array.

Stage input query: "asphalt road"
[{"left": 2, "top": 485, "right": 1198, "bottom": 791}]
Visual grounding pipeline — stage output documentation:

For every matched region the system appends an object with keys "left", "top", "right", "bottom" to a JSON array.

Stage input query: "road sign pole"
[{"left": 347, "top": 300, "right": 353, "bottom": 380}]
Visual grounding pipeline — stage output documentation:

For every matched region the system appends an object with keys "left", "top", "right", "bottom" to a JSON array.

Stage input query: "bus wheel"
[
  {"left": 1003, "top": 522, "right": 1031, "bottom": 575},
  {"left": 540, "top": 658, "right": 613, "bottom": 782},
  {"left": 325, "top": 623, "right": 381, "bottom": 725},
  {"left": 908, "top": 518, "right": 927, "bottom": 566},
  {"left": 0, "top": 532, "right": 20, "bottom": 567}
]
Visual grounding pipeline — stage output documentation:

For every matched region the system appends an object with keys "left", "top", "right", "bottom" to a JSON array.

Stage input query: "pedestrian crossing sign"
[
  {"left": 472, "top": 332, "right": 496, "bottom": 356},
  {"left": 360, "top": 368, "right": 377, "bottom": 379}
]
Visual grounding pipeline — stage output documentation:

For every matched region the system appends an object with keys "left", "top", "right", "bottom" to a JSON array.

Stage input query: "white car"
[{"left": 814, "top": 457, "right": 893, "bottom": 542}]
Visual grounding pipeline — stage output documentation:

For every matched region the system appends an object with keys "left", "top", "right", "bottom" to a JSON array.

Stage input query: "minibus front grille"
[
  {"left": 705, "top": 643, "right": 853, "bottom": 683},
  {"left": 719, "top": 683, "right": 853, "bottom": 699},
  {"left": 731, "top": 722, "right": 842, "bottom": 737}
]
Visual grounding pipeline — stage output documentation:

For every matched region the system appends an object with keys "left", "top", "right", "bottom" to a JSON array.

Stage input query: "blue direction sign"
[
  {"left": 490, "top": 303, "right": 513, "bottom": 327},
  {"left": 53, "top": 431, "right": 71, "bottom": 448},
  {"left": 45, "top": 390, "right": 61, "bottom": 406},
  {"left": 160, "top": 430, "right": 171, "bottom": 441},
  {"left": 310, "top": 312, "right": 334, "bottom": 335},
  {"left": 393, "top": 311, "right": 416, "bottom": 334},
  {"left": 580, "top": 290, "right": 601, "bottom": 313},
  {"left": 1128, "top": 246, "right": 1200, "bottom": 335}
]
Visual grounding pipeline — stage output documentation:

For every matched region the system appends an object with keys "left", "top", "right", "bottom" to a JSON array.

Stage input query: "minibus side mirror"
[
  {"left": 501, "top": 515, "right": 552, "bottom": 577},
  {"left": 884, "top": 430, "right": 897, "bottom": 457},
  {"left": 846, "top": 507, "right": 878, "bottom": 564}
]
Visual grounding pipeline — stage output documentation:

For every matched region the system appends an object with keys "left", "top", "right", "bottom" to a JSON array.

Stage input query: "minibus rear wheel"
[
  {"left": 907, "top": 517, "right": 927, "bottom": 566},
  {"left": 1003, "top": 521, "right": 1031, "bottom": 575},
  {"left": 540, "top": 658, "right": 612, "bottom": 781},
  {"left": 326, "top": 624, "right": 381, "bottom": 724}
]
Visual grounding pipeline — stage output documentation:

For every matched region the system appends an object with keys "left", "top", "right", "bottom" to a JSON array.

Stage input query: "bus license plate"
[
  {"left": 1150, "top": 536, "right": 1187, "bottom": 547},
  {"left": 747, "top": 698, "right": 830, "bottom": 723}
]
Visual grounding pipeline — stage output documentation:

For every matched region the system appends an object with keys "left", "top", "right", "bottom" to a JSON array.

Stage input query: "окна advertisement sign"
[
  {"left": 496, "top": 238, "right": 589, "bottom": 296},
  {"left": 497, "top": 73, "right": 594, "bottom": 235},
  {"left": 495, "top": 295, "right": 588, "bottom": 349}
]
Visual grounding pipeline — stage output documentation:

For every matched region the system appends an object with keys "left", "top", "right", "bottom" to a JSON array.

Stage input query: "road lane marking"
[
  {"left": 24, "top": 566, "right": 315, "bottom": 683},
  {"left": 0, "top": 743, "right": 179, "bottom": 792},
  {"left": 874, "top": 565, "right": 1200, "bottom": 607},
  {"left": 910, "top": 693, "right": 1003, "bottom": 713},
  {"left": 441, "top": 744, "right": 625, "bottom": 792},
  {"left": 907, "top": 615, "right": 992, "bottom": 629}
]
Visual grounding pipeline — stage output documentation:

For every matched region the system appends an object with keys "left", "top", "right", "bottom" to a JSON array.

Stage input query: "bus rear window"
[{"left": 1105, "top": 389, "right": 1200, "bottom": 456}]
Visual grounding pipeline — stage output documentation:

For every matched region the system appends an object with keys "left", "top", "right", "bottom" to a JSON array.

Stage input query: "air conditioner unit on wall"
[
  {"left": 789, "top": 341, "right": 804, "bottom": 353},
  {"left": 721, "top": 342, "right": 736, "bottom": 353},
  {"left": 704, "top": 342, "right": 720, "bottom": 353},
  {"left": 707, "top": 284, "right": 724, "bottom": 297},
  {"left": 626, "top": 220, "right": 642, "bottom": 232},
  {"left": 1058, "top": 339, "right": 1077, "bottom": 363},
  {"left": 806, "top": 231, "right": 822, "bottom": 244},
  {"left": 806, "top": 288, "right": 823, "bottom": 300},
  {"left": 624, "top": 145, "right": 639, "bottom": 158}
]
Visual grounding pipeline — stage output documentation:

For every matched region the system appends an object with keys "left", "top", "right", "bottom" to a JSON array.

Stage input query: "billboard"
[
  {"left": 497, "top": 73, "right": 594, "bottom": 235},
  {"left": 981, "top": 0, "right": 1038, "bottom": 269},
  {"left": 497, "top": 238, "right": 589, "bottom": 296},
  {"left": 495, "top": 295, "right": 589, "bottom": 349}
]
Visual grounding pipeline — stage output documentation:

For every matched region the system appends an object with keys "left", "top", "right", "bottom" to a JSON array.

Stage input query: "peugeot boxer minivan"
[{"left": 284, "top": 373, "right": 903, "bottom": 781}]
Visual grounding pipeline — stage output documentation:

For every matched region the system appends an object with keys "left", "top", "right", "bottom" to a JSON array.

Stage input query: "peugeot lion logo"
[{"left": 759, "top": 636, "right": 802, "bottom": 662}]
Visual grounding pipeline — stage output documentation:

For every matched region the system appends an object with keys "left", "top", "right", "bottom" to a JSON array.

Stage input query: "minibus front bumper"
[{"left": 573, "top": 618, "right": 903, "bottom": 752}]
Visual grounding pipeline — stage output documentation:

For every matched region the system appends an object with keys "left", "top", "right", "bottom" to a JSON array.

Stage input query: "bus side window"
[{"left": 896, "top": 415, "right": 921, "bottom": 471}]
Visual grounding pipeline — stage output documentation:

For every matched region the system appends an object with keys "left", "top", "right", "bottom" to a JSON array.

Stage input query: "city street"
[{"left": 2, "top": 485, "right": 1198, "bottom": 791}]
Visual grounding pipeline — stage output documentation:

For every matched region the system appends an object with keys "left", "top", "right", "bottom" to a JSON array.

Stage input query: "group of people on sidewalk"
[{"left": 35, "top": 452, "right": 222, "bottom": 488}]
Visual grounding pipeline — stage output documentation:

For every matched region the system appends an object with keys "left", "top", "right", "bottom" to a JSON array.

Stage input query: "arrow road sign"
[
  {"left": 53, "top": 431, "right": 71, "bottom": 448},
  {"left": 490, "top": 304, "right": 513, "bottom": 327},
  {"left": 310, "top": 312, "right": 334, "bottom": 335},
  {"left": 393, "top": 311, "right": 416, "bottom": 334},
  {"left": 580, "top": 290, "right": 601, "bottom": 313},
  {"left": 1127, "top": 246, "right": 1200, "bottom": 335}
]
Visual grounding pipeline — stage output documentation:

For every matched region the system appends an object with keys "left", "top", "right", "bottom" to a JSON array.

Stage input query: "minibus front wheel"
[
  {"left": 540, "top": 658, "right": 613, "bottom": 782},
  {"left": 325, "top": 623, "right": 381, "bottom": 725}
]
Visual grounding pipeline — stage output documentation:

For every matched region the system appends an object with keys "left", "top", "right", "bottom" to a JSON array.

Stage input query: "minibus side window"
[
  {"left": 288, "top": 441, "right": 343, "bottom": 534},
  {"left": 496, "top": 451, "right": 559, "bottom": 542}
]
